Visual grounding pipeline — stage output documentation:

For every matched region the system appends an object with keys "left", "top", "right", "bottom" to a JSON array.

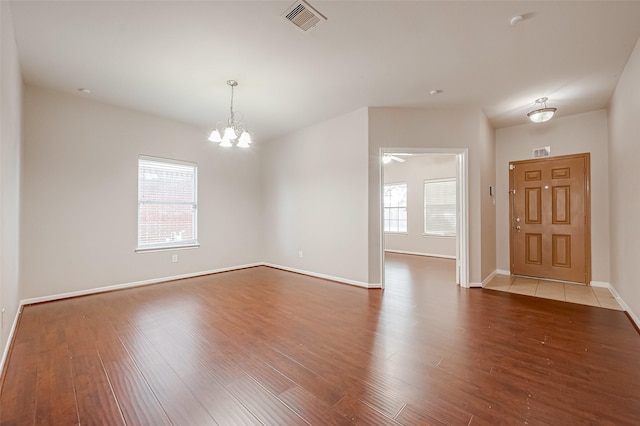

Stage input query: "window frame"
[
  {"left": 136, "top": 155, "right": 199, "bottom": 252},
  {"left": 423, "top": 177, "right": 456, "bottom": 238},
  {"left": 383, "top": 182, "right": 408, "bottom": 234}
]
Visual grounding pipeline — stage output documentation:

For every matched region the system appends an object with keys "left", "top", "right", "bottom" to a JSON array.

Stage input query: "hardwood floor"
[{"left": 2, "top": 253, "right": 640, "bottom": 425}]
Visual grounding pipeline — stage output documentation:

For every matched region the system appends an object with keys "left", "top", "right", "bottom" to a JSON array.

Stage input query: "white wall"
[
  {"left": 495, "top": 110, "right": 610, "bottom": 284},
  {"left": 608, "top": 36, "right": 640, "bottom": 319},
  {"left": 261, "top": 108, "right": 370, "bottom": 286},
  {"left": 1, "top": 2, "right": 23, "bottom": 364},
  {"left": 20, "top": 85, "right": 264, "bottom": 300},
  {"left": 368, "top": 107, "right": 496, "bottom": 286},
  {"left": 479, "top": 114, "right": 496, "bottom": 280},
  {"left": 383, "top": 154, "right": 456, "bottom": 258}
]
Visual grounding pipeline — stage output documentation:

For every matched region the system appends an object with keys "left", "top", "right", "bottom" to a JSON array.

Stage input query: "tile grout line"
[{"left": 486, "top": 276, "right": 623, "bottom": 310}]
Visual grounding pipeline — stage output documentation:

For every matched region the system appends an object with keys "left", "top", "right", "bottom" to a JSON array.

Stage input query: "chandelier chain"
[{"left": 229, "top": 84, "right": 235, "bottom": 124}]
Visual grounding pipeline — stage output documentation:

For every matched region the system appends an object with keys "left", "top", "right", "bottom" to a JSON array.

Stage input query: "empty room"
[{"left": 2, "top": 1, "right": 640, "bottom": 424}]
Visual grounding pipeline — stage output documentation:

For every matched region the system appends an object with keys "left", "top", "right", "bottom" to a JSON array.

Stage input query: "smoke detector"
[{"left": 283, "top": 0, "right": 327, "bottom": 32}]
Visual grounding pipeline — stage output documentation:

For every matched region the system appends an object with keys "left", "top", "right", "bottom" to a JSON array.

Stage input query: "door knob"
[{"left": 516, "top": 217, "right": 521, "bottom": 222}]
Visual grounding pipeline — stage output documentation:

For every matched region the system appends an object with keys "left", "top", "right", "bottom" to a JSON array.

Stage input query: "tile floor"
[{"left": 484, "top": 274, "right": 623, "bottom": 311}]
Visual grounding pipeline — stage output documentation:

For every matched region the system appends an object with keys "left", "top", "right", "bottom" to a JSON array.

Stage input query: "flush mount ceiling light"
[
  {"left": 208, "top": 80, "right": 253, "bottom": 148},
  {"left": 510, "top": 15, "right": 524, "bottom": 26},
  {"left": 527, "top": 97, "right": 557, "bottom": 123}
]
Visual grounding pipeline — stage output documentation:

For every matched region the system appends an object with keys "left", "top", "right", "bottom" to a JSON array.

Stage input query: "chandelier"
[
  {"left": 208, "top": 80, "right": 253, "bottom": 148},
  {"left": 527, "top": 97, "right": 557, "bottom": 123}
]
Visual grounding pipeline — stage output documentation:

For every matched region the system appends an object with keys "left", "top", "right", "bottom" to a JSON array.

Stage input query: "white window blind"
[
  {"left": 384, "top": 183, "right": 407, "bottom": 233},
  {"left": 137, "top": 156, "right": 198, "bottom": 250},
  {"left": 424, "top": 178, "right": 456, "bottom": 237}
]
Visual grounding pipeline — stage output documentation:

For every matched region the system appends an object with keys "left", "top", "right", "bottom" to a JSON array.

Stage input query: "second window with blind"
[{"left": 423, "top": 178, "right": 456, "bottom": 237}]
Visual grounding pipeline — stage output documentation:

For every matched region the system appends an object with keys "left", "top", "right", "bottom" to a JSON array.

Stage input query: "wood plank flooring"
[{"left": 2, "top": 253, "right": 640, "bottom": 425}]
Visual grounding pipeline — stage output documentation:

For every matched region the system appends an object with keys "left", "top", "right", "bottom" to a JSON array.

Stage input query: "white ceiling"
[{"left": 9, "top": 1, "right": 640, "bottom": 142}]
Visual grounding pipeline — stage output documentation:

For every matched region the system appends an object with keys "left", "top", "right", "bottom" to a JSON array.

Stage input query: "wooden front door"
[{"left": 509, "top": 153, "right": 591, "bottom": 284}]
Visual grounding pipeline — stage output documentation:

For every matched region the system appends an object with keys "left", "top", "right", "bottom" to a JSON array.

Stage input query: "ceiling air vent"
[
  {"left": 533, "top": 146, "right": 551, "bottom": 158},
  {"left": 283, "top": 0, "right": 327, "bottom": 32}
]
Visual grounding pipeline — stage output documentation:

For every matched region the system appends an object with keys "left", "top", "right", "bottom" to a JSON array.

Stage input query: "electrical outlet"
[
  {"left": 172, "top": 254, "right": 178, "bottom": 263},
  {"left": 298, "top": 250, "right": 303, "bottom": 258}
]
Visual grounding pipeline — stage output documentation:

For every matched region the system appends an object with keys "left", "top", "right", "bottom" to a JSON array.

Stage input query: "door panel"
[
  {"left": 552, "top": 234, "right": 571, "bottom": 267},
  {"left": 510, "top": 154, "right": 591, "bottom": 284},
  {"left": 525, "top": 187, "right": 542, "bottom": 224},
  {"left": 552, "top": 186, "right": 570, "bottom": 224},
  {"left": 525, "top": 233, "right": 542, "bottom": 264}
]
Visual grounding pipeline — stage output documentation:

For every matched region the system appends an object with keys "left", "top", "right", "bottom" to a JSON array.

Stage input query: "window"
[
  {"left": 137, "top": 156, "right": 198, "bottom": 251},
  {"left": 384, "top": 183, "right": 407, "bottom": 233},
  {"left": 424, "top": 178, "right": 456, "bottom": 237}
]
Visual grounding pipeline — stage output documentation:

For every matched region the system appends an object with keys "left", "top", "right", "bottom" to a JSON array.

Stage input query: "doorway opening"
[{"left": 379, "top": 148, "right": 469, "bottom": 289}]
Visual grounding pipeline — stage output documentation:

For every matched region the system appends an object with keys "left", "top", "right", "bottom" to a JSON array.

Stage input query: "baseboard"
[
  {"left": 0, "top": 306, "right": 22, "bottom": 386},
  {"left": 480, "top": 270, "right": 498, "bottom": 288},
  {"left": 263, "top": 263, "right": 379, "bottom": 289},
  {"left": 606, "top": 285, "right": 640, "bottom": 331},
  {"left": 20, "top": 262, "right": 263, "bottom": 306},
  {"left": 496, "top": 269, "right": 511, "bottom": 276},
  {"left": 590, "top": 280, "right": 610, "bottom": 288},
  {"left": 384, "top": 249, "right": 456, "bottom": 260},
  {"left": 18, "top": 261, "right": 378, "bottom": 307}
]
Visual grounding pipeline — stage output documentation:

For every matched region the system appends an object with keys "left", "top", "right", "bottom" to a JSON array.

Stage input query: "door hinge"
[
  {"left": 509, "top": 189, "right": 516, "bottom": 195},
  {"left": 509, "top": 164, "right": 515, "bottom": 170}
]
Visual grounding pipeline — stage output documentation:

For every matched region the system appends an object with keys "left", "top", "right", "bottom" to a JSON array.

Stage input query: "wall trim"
[
  {"left": 607, "top": 285, "right": 640, "bottom": 331},
  {"left": 0, "top": 306, "right": 22, "bottom": 386},
  {"left": 384, "top": 249, "right": 456, "bottom": 259},
  {"left": 18, "top": 261, "right": 380, "bottom": 308},
  {"left": 19, "top": 263, "right": 263, "bottom": 306},
  {"left": 263, "top": 263, "right": 379, "bottom": 289},
  {"left": 481, "top": 270, "right": 498, "bottom": 288},
  {"left": 496, "top": 269, "right": 511, "bottom": 276},
  {"left": 590, "top": 280, "right": 610, "bottom": 288}
]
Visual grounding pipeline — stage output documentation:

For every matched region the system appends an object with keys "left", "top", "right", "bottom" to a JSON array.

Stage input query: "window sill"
[
  {"left": 384, "top": 232, "right": 408, "bottom": 236},
  {"left": 422, "top": 234, "right": 455, "bottom": 239},
  {"left": 135, "top": 244, "right": 200, "bottom": 253}
]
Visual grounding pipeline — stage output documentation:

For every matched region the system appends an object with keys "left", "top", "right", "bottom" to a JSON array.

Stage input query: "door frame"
[
  {"left": 508, "top": 152, "right": 592, "bottom": 284},
  {"left": 379, "top": 147, "right": 469, "bottom": 289}
]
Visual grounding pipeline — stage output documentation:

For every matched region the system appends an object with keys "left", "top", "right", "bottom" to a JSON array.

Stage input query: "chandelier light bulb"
[
  {"left": 238, "top": 131, "right": 252, "bottom": 147},
  {"left": 208, "top": 129, "right": 222, "bottom": 143},
  {"left": 222, "top": 126, "right": 236, "bottom": 140}
]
